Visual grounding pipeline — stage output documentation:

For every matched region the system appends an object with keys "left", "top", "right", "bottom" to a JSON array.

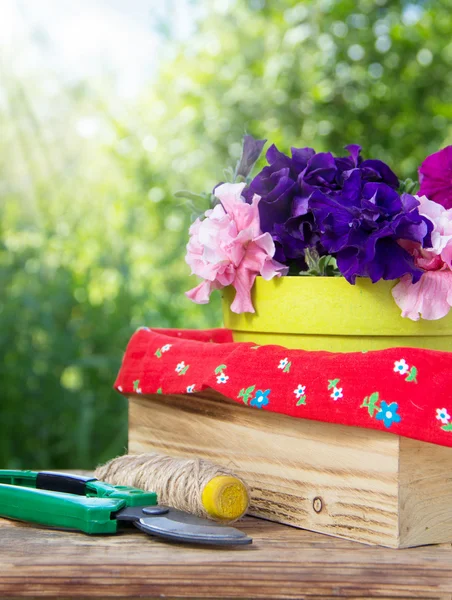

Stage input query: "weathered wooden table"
[{"left": 1, "top": 512, "right": 452, "bottom": 599}]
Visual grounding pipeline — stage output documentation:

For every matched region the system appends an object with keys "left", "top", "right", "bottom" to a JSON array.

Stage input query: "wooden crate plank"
[{"left": 399, "top": 436, "right": 452, "bottom": 548}]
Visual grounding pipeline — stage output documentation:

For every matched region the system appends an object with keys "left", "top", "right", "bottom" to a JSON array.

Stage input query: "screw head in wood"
[{"left": 313, "top": 497, "right": 323, "bottom": 513}]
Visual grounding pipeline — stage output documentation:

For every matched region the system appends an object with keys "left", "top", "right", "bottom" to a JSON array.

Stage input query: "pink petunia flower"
[
  {"left": 392, "top": 195, "right": 452, "bottom": 320},
  {"left": 185, "top": 182, "right": 288, "bottom": 313},
  {"left": 419, "top": 146, "right": 452, "bottom": 210}
]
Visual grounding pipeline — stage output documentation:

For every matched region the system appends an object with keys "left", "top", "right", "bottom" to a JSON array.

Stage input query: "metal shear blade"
[{"left": 116, "top": 505, "right": 252, "bottom": 546}]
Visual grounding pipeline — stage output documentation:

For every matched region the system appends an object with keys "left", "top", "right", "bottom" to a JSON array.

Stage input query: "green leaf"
[
  {"left": 405, "top": 366, "right": 418, "bottom": 383},
  {"left": 178, "top": 365, "right": 190, "bottom": 376},
  {"left": 323, "top": 256, "right": 341, "bottom": 277},
  {"left": 174, "top": 190, "right": 207, "bottom": 202},
  {"left": 155, "top": 348, "right": 162, "bottom": 358},
  {"left": 133, "top": 380, "right": 140, "bottom": 392},
  {"left": 328, "top": 378, "right": 340, "bottom": 390},
  {"left": 441, "top": 423, "right": 452, "bottom": 432},
  {"left": 296, "top": 395, "right": 306, "bottom": 406},
  {"left": 157, "top": 388, "right": 163, "bottom": 394},
  {"left": 238, "top": 385, "right": 255, "bottom": 405},
  {"left": 398, "top": 178, "right": 419, "bottom": 195},
  {"left": 174, "top": 190, "right": 213, "bottom": 216},
  {"left": 302, "top": 250, "right": 341, "bottom": 277},
  {"left": 283, "top": 361, "right": 291, "bottom": 373},
  {"left": 223, "top": 166, "right": 235, "bottom": 183},
  {"left": 361, "top": 391, "right": 380, "bottom": 417},
  {"left": 215, "top": 364, "right": 227, "bottom": 375},
  {"left": 305, "top": 247, "right": 320, "bottom": 271},
  {"left": 318, "top": 255, "right": 327, "bottom": 269}
]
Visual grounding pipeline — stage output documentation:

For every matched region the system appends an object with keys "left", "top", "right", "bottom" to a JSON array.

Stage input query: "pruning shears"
[{"left": 0, "top": 470, "right": 252, "bottom": 546}]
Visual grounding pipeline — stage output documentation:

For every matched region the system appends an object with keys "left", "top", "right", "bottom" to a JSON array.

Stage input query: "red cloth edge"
[{"left": 115, "top": 327, "right": 452, "bottom": 449}]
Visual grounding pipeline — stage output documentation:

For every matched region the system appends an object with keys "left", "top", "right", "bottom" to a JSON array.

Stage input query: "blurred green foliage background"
[{"left": 1, "top": 0, "right": 451, "bottom": 468}]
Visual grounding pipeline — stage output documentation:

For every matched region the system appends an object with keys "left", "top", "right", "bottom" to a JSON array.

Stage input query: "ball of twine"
[{"left": 94, "top": 453, "right": 249, "bottom": 523}]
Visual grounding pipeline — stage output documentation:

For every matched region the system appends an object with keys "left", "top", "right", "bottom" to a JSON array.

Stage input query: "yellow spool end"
[{"left": 201, "top": 475, "right": 249, "bottom": 522}]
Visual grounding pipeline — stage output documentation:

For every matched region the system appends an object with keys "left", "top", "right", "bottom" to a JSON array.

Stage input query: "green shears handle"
[{"left": 0, "top": 470, "right": 157, "bottom": 534}]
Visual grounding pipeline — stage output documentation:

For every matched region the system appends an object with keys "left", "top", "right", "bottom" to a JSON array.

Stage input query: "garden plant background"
[{"left": 1, "top": 0, "right": 451, "bottom": 468}]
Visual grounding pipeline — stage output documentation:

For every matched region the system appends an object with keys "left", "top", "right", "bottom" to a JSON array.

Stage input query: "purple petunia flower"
[
  {"left": 419, "top": 146, "right": 452, "bottom": 210},
  {"left": 235, "top": 134, "right": 267, "bottom": 180},
  {"left": 309, "top": 170, "right": 433, "bottom": 284},
  {"left": 244, "top": 144, "right": 400, "bottom": 265},
  {"left": 243, "top": 144, "right": 297, "bottom": 232},
  {"left": 334, "top": 144, "right": 400, "bottom": 189}
]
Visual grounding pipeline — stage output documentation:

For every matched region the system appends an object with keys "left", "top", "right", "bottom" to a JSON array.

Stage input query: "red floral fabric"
[{"left": 115, "top": 327, "right": 452, "bottom": 448}]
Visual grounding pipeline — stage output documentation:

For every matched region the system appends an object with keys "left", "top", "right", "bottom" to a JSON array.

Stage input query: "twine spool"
[{"left": 94, "top": 453, "right": 250, "bottom": 523}]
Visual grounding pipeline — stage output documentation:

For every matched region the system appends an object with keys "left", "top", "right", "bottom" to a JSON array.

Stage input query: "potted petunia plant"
[{"left": 183, "top": 137, "right": 452, "bottom": 352}]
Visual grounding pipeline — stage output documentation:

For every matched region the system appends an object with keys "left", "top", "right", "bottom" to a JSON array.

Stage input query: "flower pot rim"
[{"left": 222, "top": 276, "right": 452, "bottom": 337}]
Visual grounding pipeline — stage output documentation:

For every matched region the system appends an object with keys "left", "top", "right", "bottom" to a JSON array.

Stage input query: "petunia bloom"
[
  {"left": 309, "top": 171, "right": 433, "bottom": 284},
  {"left": 185, "top": 182, "right": 288, "bottom": 313},
  {"left": 419, "top": 146, "right": 452, "bottom": 210},
  {"left": 243, "top": 144, "right": 399, "bottom": 266},
  {"left": 235, "top": 134, "right": 267, "bottom": 180},
  {"left": 392, "top": 195, "right": 452, "bottom": 320}
]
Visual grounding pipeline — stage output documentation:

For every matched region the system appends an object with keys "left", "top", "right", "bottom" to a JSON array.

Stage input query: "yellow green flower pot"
[{"left": 222, "top": 277, "right": 452, "bottom": 352}]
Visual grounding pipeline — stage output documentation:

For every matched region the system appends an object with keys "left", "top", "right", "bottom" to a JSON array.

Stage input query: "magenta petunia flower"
[{"left": 419, "top": 146, "right": 452, "bottom": 210}]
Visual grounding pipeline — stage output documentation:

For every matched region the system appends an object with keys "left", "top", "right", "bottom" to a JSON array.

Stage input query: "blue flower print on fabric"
[
  {"left": 250, "top": 389, "right": 270, "bottom": 409},
  {"left": 375, "top": 401, "right": 401, "bottom": 429}
]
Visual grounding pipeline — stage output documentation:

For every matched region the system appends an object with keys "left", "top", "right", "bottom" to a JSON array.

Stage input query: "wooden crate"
[{"left": 128, "top": 390, "right": 452, "bottom": 548}]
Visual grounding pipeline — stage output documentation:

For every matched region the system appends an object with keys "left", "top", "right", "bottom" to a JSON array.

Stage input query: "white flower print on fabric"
[
  {"left": 278, "top": 358, "right": 289, "bottom": 370},
  {"left": 118, "top": 386, "right": 123, "bottom": 392},
  {"left": 394, "top": 359, "right": 409, "bottom": 375},
  {"left": 294, "top": 384, "right": 306, "bottom": 399},
  {"left": 175, "top": 361, "right": 186, "bottom": 373},
  {"left": 436, "top": 408, "right": 451, "bottom": 424},
  {"left": 330, "top": 387, "right": 343, "bottom": 401},
  {"left": 136, "top": 387, "right": 142, "bottom": 394},
  {"left": 186, "top": 385, "right": 196, "bottom": 394},
  {"left": 216, "top": 373, "right": 229, "bottom": 384},
  {"left": 161, "top": 344, "right": 172, "bottom": 353}
]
